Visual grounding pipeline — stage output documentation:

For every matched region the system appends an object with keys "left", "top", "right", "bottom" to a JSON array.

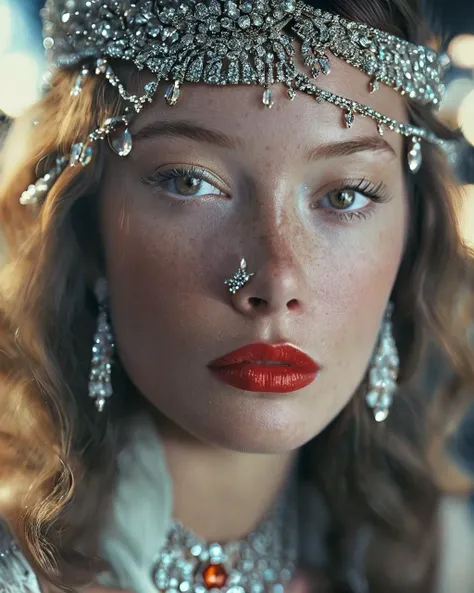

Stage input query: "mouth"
[{"left": 207, "top": 342, "right": 320, "bottom": 393}]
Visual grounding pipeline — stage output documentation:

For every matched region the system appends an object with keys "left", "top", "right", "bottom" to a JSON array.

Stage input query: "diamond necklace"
[{"left": 151, "top": 481, "right": 299, "bottom": 593}]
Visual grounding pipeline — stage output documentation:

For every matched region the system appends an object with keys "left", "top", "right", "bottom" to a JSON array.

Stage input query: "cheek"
[{"left": 312, "top": 208, "right": 406, "bottom": 405}]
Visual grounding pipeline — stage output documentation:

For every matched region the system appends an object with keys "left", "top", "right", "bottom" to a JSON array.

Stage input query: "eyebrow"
[
  {"left": 133, "top": 120, "right": 396, "bottom": 159},
  {"left": 307, "top": 136, "right": 397, "bottom": 161},
  {"left": 133, "top": 120, "right": 242, "bottom": 150}
]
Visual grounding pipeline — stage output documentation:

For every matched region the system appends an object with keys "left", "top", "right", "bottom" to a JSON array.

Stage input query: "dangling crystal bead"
[
  {"left": 95, "top": 58, "right": 108, "bottom": 74},
  {"left": 70, "top": 142, "right": 84, "bottom": 166},
  {"left": 71, "top": 67, "right": 90, "bottom": 97},
  {"left": 262, "top": 87, "right": 274, "bottom": 108},
  {"left": 165, "top": 80, "right": 181, "bottom": 106},
  {"left": 374, "top": 407, "right": 389, "bottom": 423},
  {"left": 377, "top": 123, "right": 385, "bottom": 136},
  {"left": 109, "top": 124, "right": 133, "bottom": 157},
  {"left": 79, "top": 144, "right": 94, "bottom": 166},
  {"left": 369, "top": 78, "right": 380, "bottom": 93},
  {"left": 344, "top": 110, "right": 354, "bottom": 128},
  {"left": 407, "top": 136, "right": 422, "bottom": 173},
  {"left": 287, "top": 87, "right": 296, "bottom": 101}
]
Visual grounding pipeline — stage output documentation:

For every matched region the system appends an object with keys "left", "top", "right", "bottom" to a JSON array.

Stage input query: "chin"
[{"left": 164, "top": 397, "right": 326, "bottom": 454}]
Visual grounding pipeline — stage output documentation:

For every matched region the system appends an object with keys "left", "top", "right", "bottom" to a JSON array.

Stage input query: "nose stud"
[{"left": 224, "top": 257, "right": 255, "bottom": 294}]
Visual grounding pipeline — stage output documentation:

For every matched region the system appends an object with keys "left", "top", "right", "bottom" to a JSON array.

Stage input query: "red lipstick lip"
[
  {"left": 208, "top": 343, "right": 320, "bottom": 372},
  {"left": 207, "top": 343, "right": 320, "bottom": 393}
]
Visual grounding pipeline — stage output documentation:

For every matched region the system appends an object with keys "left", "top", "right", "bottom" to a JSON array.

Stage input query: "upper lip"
[{"left": 208, "top": 342, "right": 319, "bottom": 372}]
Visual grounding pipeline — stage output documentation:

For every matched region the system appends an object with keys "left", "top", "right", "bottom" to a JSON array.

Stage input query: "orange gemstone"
[{"left": 203, "top": 563, "right": 228, "bottom": 589}]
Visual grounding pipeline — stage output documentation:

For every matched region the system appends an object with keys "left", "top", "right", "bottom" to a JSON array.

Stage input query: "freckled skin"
[{"left": 99, "top": 59, "right": 408, "bottom": 454}]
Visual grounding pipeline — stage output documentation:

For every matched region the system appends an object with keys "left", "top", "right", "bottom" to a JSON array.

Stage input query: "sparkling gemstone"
[
  {"left": 110, "top": 126, "right": 132, "bottom": 157},
  {"left": 238, "top": 15, "right": 251, "bottom": 29},
  {"left": 369, "top": 79, "right": 380, "bottom": 93},
  {"left": 319, "top": 57, "right": 330, "bottom": 74},
  {"left": 365, "top": 390, "right": 380, "bottom": 408},
  {"left": 69, "top": 142, "right": 83, "bottom": 166},
  {"left": 209, "top": 543, "right": 223, "bottom": 558},
  {"left": 262, "top": 88, "right": 274, "bottom": 108},
  {"left": 203, "top": 564, "right": 227, "bottom": 589},
  {"left": 374, "top": 407, "right": 389, "bottom": 422},
  {"left": 191, "top": 544, "right": 203, "bottom": 557},
  {"left": 165, "top": 81, "right": 181, "bottom": 105},
  {"left": 79, "top": 144, "right": 94, "bottom": 166},
  {"left": 344, "top": 110, "right": 354, "bottom": 128},
  {"left": 378, "top": 392, "right": 393, "bottom": 408},
  {"left": 407, "top": 137, "right": 422, "bottom": 173}
]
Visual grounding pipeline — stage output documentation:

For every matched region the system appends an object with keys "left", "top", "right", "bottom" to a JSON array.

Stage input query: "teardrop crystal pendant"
[
  {"left": 344, "top": 110, "right": 354, "bottom": 128},
  {"left": 79, "top": 143, "right": 94, "bottom": 166},
  {"left": 262, "top": 87, "right": 274, "bottom": 108},
  {"left": 165, "top": 80, "right": 181, "bottom": 106},
  {"left": 369, "top": 78, "right": 380, "bottom": 93},
  {"left": 69, "top": 142, "right": 83, "bottom": 167},
  {"left": 407, "top": 136, "right": 422, "bottom": 174},
  {"left": 109, "top": 124, "right": 133, "bottom": 157}
]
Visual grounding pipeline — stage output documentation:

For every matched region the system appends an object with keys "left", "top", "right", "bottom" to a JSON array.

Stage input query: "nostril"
[
  {"left": 248, "top": 297, "right": 266, "bottom": 308},
  {"left": 287, "top": 299, "right": 299, "bottom": 311}
]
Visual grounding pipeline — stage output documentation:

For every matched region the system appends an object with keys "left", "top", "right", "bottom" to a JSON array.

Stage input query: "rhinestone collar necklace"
[{"left": 151, "top": 481, "right": 298, "bottom": 593}]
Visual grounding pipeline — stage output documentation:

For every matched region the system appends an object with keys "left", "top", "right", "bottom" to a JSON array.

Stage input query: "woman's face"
[{"left": 99, "top": 57, "right": 408, "bottom": 453}]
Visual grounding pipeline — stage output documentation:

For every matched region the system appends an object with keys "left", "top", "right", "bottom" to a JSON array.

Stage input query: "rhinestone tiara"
[{"left": 20, "top": 0, "right": 449, "bottom": 206}]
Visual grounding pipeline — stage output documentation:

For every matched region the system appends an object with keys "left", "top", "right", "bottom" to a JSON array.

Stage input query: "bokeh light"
[
  {"left": 449, "top": 34, "right": 474, "bottom": 69},
  {"left": 458, "top": 89, "right": 474, "bottom": 146},
  {"left": 459, "top": 185, "right": 474, "bottom": 246},
  {"left": 0, "top": 52, "right": 41, "bottom": 117}
]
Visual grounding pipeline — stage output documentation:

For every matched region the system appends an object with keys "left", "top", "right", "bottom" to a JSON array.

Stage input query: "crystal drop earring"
[
  {"left": 88, "top": 278, "right": 115, "bottom": 412},
  {"left": 365, "top": 303, "right": 399, "bottom": 422}
]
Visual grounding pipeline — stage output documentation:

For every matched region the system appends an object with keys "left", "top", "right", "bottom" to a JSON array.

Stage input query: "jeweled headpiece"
[{"left": 21, "top": 0, "right": 449, "bottom": 205}]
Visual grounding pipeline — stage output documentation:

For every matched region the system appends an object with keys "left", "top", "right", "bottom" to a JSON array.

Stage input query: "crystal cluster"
[
  {"left": 41, "top": 0, "right": 445, "bottom": 109},
  {"left": 224, "top": 258, "right": 255, "bottom": 295},
  {"left": 20, "top": 156, "right": 68, "bottom": 205}
]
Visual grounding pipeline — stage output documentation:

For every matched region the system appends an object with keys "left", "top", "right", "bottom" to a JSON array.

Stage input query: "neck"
[{"left": 153, "top": 414, "right": 297, "bottom": 543}]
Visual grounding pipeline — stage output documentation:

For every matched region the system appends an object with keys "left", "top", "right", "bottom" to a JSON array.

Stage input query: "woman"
[{"left": 0, "top": 0, "right": 473, "bottom": 591}]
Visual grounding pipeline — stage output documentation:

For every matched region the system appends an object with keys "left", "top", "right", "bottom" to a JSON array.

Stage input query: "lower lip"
[{"left": 209, "top": 363, "right": 318, "bottom": 393}]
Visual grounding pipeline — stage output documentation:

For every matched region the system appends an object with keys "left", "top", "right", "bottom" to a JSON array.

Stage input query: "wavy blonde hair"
[{"left": 0, "top": 1, "right": 474, "bottom": 591}]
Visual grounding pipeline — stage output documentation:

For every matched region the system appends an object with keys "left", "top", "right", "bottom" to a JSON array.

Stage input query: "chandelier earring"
[
  {"left": 88, "top": 278, "right": 115, "bottom": 412},
  {"left": 365, "top": 303, "right": 399, "bottom": 422}
]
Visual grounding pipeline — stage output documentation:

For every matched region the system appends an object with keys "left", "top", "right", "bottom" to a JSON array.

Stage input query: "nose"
[{"left": 228, "top": 255, "right": 308, "bottom": 317}]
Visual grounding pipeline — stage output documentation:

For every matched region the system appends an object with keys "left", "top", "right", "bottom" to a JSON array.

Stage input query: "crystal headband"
[{"left": 20, "top": 0, "right": 448, "bottom": 206}]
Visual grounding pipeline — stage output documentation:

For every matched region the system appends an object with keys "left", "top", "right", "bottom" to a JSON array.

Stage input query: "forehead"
[{"left": 125, "top": 57, "right": 407, "bottom": 154}]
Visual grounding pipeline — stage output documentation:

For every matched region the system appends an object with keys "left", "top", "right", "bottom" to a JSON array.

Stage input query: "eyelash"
[
  {"left": 321, "top": 178, "right": 390, "bottom": 222},
  {"left": 142, "top": 167, "right": 390, "bottom": 222}
]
